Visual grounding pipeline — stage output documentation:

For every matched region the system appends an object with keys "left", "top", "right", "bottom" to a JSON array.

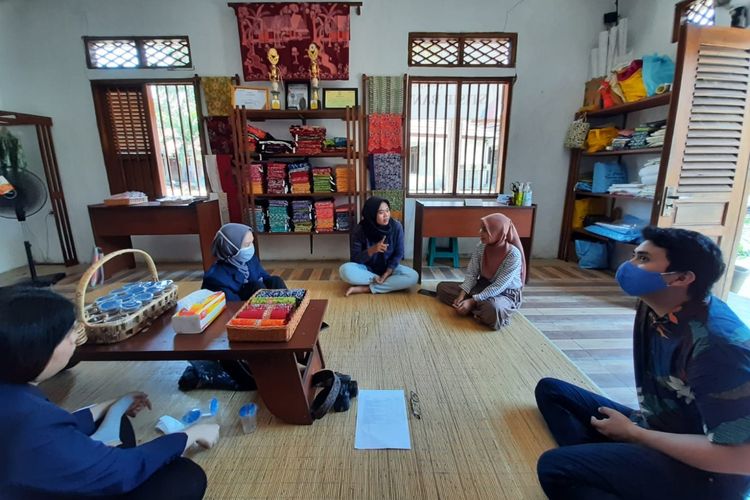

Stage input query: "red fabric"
[
  {"left": 480, "top": 214, "right": 526, "bottom": 283},
  {"left": 368, "top": 114, "right": 402, "bottom": 154},
  {"left": 232, "top": 3, "right": 350, "bottom": 81},
  {"left": 216, "top": 154, "right": 242, "bottom": 223},
  {"left": 617, "top": 59, "right": 643, "bottom": 81},
  {"left": 206, "top": 117, "right": 233, "bottom": 155}
]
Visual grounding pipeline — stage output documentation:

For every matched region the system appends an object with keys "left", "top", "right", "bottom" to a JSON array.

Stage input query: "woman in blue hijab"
[{"left": 201, "top": 223, "right": 285, "bottom": 300}]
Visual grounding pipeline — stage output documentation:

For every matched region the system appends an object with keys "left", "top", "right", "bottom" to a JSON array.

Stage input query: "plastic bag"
[
  {"left": 178, "top": 360, "right": 257, "bottom": 391},
  {"left": 642, "top": 54, "right": 675, "bottom": 97},
  {"left": 575, "top": 240, "right": 609, "bottom": 269},
  {"left": 564, "top": 118, "right": 590, "bottom": 149},
  {"left": 586, "top": 127, "right": 619, "bottom": 153},
  {"left": 592, "top": 161, "right": 628, "bottom": 192}
]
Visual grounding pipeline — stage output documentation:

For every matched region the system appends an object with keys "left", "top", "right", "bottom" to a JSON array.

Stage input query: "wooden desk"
[
  {"left": 414, "top": 201, "right": 536, "bottom": 283},
  {"left": 74, "top": 300, "right": 328, "bottom": 425},
  {"left": 88, "top": 200, "right": 221, "bottom": 278}
]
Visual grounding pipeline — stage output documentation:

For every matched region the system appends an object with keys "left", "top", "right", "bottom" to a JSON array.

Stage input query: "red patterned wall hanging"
[{"left": 231, "top": 2, "right": 350, "bottom": 81}]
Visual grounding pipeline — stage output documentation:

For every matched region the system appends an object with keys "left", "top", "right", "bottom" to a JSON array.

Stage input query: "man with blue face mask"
[{"left": 535, "top": 226, "right": 750, "bottom": 499}]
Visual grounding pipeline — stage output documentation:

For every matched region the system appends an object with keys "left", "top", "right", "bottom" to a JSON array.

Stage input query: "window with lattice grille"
[
  {"left": 84, "top": 36, "right": 192, "bottom": 69},
  {"left": 408, "top": 33, "right": 517, "bottom": 68},
  {"left": 673, "top": 0, "right": 715, "bottom": 42}
]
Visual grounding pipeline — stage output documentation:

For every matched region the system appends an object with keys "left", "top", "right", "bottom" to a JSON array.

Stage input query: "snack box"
[{"left": 172, "top": 290, "right": 226, "bottom": 334}]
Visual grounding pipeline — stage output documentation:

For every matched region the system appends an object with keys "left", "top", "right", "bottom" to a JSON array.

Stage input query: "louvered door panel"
[
  {"left": 91, "top": 83, "right": 163, "bottom": 198},
  {"left": 657, "top": 26, "right": 750, "bottom": 298}
]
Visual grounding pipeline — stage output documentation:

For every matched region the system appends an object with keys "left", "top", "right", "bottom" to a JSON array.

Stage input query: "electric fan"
[{"left": 0, "top": 165, "right": 65, "bottom": 287}]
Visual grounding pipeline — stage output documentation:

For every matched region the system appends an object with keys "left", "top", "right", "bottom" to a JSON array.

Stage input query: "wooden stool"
[{"left": 427, "top": 237, "right": 459, "bottom": 268}]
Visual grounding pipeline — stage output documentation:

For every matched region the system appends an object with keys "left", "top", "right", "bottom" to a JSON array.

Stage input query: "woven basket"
[
  {"left": 227, "top": 289, "right": 310, "bottom": 342},
  {"left": 75, "top": 249, "right": 178, "bottom": 345}
]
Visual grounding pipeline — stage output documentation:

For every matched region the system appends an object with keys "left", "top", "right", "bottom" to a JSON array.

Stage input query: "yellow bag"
[
  {"left": 586, "top": 127, "right": 619, "bottom": 153},
  {"left": 572, "top": 198, "right": 608, "bottom": 229},
  {"left": 619, "top": 68, "right": 647, "bottom": 102}
]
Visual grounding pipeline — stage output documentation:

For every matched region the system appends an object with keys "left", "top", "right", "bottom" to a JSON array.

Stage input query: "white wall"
[{"left": 0, "top": 0, "right": 612, "bottom": 273}]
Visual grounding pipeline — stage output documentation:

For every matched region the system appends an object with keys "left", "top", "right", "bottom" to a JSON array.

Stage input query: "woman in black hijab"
[{"left": 339, "top": 197, "right": 418, "bottom": 296}]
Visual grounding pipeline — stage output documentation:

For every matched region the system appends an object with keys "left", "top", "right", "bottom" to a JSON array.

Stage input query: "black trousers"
[
  {"left": 109, "top": 417, "right": 206, "bottom": 500},
  {"left": 45, "top": 416, "right": 207, "bottom": 500}
]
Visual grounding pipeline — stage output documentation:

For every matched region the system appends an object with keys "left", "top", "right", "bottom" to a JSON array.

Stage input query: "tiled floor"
[{"left": 2, "top": 258, "right": 640, "bottom": 407}]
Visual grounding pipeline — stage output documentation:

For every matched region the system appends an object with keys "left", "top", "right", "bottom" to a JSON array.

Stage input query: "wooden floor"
[
  {"left": 42, "top": 281, "right": 596, "bottom": 499},
  {"left": 2, "top": 258, "right": 639, "bottom": 408}
]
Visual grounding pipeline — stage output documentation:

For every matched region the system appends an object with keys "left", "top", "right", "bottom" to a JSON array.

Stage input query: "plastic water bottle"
[{"left": 239, "top": 403, "right": 258, "bottom": 434}]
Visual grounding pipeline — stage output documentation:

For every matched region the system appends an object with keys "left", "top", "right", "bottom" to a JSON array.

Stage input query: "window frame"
[
  {"left": 408, "top": 32, "right": 518, "bottom": 68},
  {"left": 84, "top": 36, "right": 193, "bottom": 70},
  {"left": 90, "top": 77, "right": 208, "bottom": 198},
  {"left": 405, "top": 76, "right": 514, "bottom": 198},
  {"left": 672, "top": 0, "right": 715, "bottom": 43}
]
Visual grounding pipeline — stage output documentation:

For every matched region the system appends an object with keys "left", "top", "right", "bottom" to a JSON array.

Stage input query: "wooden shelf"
[
  {"left": 249, "top": 192, "right": 355, "bottom": 198},
  {"left": 574, "top": 191, "right": 654, "bottom": 202},
  {"left": 251, "top": 151, "right": 357, "bottom": 159},
  {"left": 572, "top": 228, "right": 638, "bottom": 245},
  {"left": 242, "top": 109, "right": 356, "bottom": 121},
  {"left": 583, "top": 93, "right": 672, "bottom": 118},
  {"left": 583, "top": 147, "right": 662, "bottom": 157}
]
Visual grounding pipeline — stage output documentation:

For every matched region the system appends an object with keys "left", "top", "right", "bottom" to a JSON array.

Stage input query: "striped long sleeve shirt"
[{"left": 460, "top": 244, "right": 523, "bottom": 301}]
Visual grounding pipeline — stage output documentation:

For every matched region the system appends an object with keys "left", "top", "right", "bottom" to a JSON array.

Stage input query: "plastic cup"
[{"left": 239, "top": 403, "right": 258, "bottom": 434}]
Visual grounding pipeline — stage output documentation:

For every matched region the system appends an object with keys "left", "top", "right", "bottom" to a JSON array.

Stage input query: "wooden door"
[
  {"left": 91, "top": 82, "right": 164, "bottom": 199},
  {"left": 655, "top": 25, "right": 750, "bottom": 298}
]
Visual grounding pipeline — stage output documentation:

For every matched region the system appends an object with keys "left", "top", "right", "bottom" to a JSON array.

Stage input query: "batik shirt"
[{"left": 633, "top": 296, "right": 750, "bottom": 445}]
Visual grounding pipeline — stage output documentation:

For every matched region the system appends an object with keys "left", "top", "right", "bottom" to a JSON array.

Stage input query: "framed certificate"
[
  {"left": 322, "top": 88, "right": 358, "bottom": 109},
  {"left": 286, "top": 81, "right": 311, "bottom": 110},
  {"left": 233, "top": 86, "right": 269, "bottom": 110}
]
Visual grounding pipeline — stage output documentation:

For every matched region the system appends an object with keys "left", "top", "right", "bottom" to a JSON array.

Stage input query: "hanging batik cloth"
[
  {"left": 201, "top": 77, "right": 235, "bottom": 116},
  {"left": 0, "top": 128, "right": 27, "bottom": 170},
  {"left": 231, "top": 3, "right": 351, "bottom": 81},
  {"left": 367, "top": 76, "right": 403, "bottom": 114}
]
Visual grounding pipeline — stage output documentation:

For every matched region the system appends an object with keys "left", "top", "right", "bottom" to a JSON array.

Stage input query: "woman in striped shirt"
[{"left": 436, "top": 213, "right": 524, "bottom": 330}]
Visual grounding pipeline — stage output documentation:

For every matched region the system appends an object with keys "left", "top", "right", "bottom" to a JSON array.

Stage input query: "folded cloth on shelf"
[
  {"left": 640, "top": 174, "right": 658, "bottom": 186},
  {"left": 259, "top": 140, "right": 294, "bottom": 155},
  {"left": 291, "top": 199, "right": 313, "bottom": 232},
  {"left": 608, "top": 183, "right": 644, "bottom": 195},
  {"left": 313, "top": 167, "right": 334, "bottom": 193},
  {"left": 314, "top": 199, "right": 335, "bottom": 233},
  {"left": 268, "top": 199, "right": 290, "bottom": 232},
  {"left": 584, "top": 215, "right": 646, "bottom": 243},
  {"left": 335, "top": 166, "right": 352, "bottom": 193},
  {"left": 574, "top": 181, "right": 593, "bottom": 192},
  {"left": 335, "top": 204, "right": 354, "bottom": 231}
]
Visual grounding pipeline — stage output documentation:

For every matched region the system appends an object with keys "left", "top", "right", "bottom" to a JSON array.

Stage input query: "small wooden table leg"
[{"left": 245, "top": 350, "right": 316, "bottom": 425}]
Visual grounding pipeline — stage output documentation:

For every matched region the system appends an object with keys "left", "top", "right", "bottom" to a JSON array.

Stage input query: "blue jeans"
[
  {"left": 535, "top": 378, "right": 750, "bottom": 500},
  {"left": 339, "top": 263, "right": 418, "bottom": 294}
]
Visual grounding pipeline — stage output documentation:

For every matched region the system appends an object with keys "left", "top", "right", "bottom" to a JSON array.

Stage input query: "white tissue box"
[{"left": 172, "top": 290, "right": 226, "bottom": 334}]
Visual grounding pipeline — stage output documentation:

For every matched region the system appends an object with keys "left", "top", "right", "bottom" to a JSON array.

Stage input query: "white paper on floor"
[{"left": 354, "top": 389, "right": 411, "bottom": 450}]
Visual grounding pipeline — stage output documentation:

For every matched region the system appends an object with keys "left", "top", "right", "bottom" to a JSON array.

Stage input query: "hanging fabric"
[
  {"left": 367, "top": 114, "right": 402, "bottom": 154},
  {"left": 231, "top": 3, "right": 351, "bottom": 81},
  {"left": 205, "top": 117, "right": 234, "bottom": 155},
  {"left": 201, "top": 77, "right": 235, "bottom": 116},
  {"left": 367, "top": 76, "right": 403, "bottom": 114}
]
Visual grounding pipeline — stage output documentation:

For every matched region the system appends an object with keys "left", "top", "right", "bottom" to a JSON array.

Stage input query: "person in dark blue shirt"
[
  {"left": 0, "top": 287, "right": 219, "bottom": 499},
  {"left": 181, "top": 223, "right": 287, "bottom": 391},
  {"left": 339, "top": 196, "right": 418, "bottom": 296},
  {"left": 201, "top": 223, "right": 286, "bottom": 301},
  {"left": 535, "top": 227, "right": 750, "bottom": 499}
]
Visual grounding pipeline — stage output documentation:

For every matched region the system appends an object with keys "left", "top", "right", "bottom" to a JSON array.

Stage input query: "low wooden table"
[{"left": 73, "top": 300, "right": 328, "bottom": 425}]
